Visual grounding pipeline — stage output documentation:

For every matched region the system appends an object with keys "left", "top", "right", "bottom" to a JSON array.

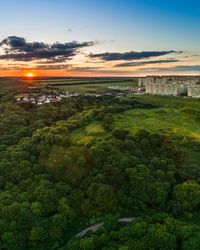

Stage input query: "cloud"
[
  {"left": 34, "top": 64, "right": 70, "bottom": 70},
  {"left": 0, "top": 63, "right": 71, "bottom": 71},
  {"left": 138, "top": 65, "right": 200, "bottom": 72},
  {"left": 0, "top": 65, "right": 28, "bottom": 71},
  {"left": 114, "top": 59, "right": 179, "bottom": 67},
  {"left": 69, "top": 66, "right": 103, "bottom": 72},
  {"left": 173, "top": 65, "right": 200, "bottom": 71},
  {"left": 90, "top": 50, "right": 182, "bottom": 61},
  {"left": 68, "top": 66, "right": 133, "bottom": 75},
  {"left": 37, "top": 58, "right": 70, "bottom": 64},
  {"left": 30, "top": 64, "right": 200, "bottom": 72},
  {"left": 0, "top": 36, "right": 96, "bottom": 62}
]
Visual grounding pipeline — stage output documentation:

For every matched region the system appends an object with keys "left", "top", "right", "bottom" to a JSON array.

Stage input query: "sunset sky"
[{"left": 0, "top": 0, "right": 200, "bottom": 77}]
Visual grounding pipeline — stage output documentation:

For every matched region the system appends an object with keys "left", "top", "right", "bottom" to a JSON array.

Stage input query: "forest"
[{"left": 1, "top": 79, "right": 200, "bottom": 249}]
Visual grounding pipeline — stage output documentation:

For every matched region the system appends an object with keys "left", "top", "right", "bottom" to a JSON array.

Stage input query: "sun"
[{"left": 26, "top": 72, "right": 35, "bottom": 78}]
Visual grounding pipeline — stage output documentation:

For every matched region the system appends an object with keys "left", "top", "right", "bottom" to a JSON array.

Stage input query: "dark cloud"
[
  {"left": 138, "top": 65, "right": 200, "bottom": 72},
  {"left": 38, "top": 58, "right": 70, "bottom": 64},
  {"left": 0, "top": 36, "right": 46, "bottom": 52},
  {"left": 70, "top": 66, "right": 102, "bottom": 72},
  {"left": 174, "top": 65, "right": 200, "bottom": 71},
  {"left": 69, "top": 66, "right": 133, "bottom": 75},
  {"left": 0, "top": 36, "right": 96, "bottom": 62},
  {"left": 90, "top": 51, "right": 182, "bottom": 61},
  {"left": 36, "top": 64, "right": 200, "bottom": 72},
  {"left": 34, "top": 64, "right": 70, "bottom": 70},
  {"left": 115, "top": 59, "right": 179, "bottom": 67},
  {"left": 0, "top": 63, "right": 71, "bottom": 71},
  {"left": 0, "top": 65, "right": 28, "bottom": 71}
]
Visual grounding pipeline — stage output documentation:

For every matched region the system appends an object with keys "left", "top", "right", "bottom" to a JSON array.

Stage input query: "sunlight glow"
[{"left": 26, "top": 72, "right": 35, "bottom": 78}]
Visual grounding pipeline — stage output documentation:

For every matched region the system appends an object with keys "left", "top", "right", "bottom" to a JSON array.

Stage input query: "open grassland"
[
  {"left": 114, "top": 95, "right": 200, "bottom": 165},
  {"left": 113, "top": 108, "right": 200, "bottom": 138},
  {"left": 0, "top": 78, "right": 29, "bottom": 97},
  {"left": 55, "top": 81, "right": 138, "bottom": 93},
  {"left": 70, "top": 121, "right": 106, "bottom": 145},
  {"left": 132, "top": 93, "right": 200, "bottom": 109},
  {"left": 114, "top": 93, "right": 200, "bottom": 139},
  {"left": 23, "top": 77, "right": 135, "bottom": 85},
  {"left": 21, "top": 77, "right": 138, "bottom": 93}
]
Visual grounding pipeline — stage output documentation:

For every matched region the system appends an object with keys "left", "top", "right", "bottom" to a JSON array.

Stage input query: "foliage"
[{"left": 0, "top": 80, "right": 200, "bottom": 249}]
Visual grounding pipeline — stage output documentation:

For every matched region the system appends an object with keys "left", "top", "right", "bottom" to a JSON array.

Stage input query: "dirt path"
[{"left": 76, "top": 217, "right": 134, "bottom": 238}]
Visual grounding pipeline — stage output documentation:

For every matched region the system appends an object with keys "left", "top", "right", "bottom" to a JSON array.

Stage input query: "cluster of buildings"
[
  {"left": 15, "top": 77, "right": 200, "bottom": 104},
  {"left": 138, "top": 76, "right": 200, "bottom": 98},
  {"left": 16, "top": 92, "right": 79, "bottom": 105}
]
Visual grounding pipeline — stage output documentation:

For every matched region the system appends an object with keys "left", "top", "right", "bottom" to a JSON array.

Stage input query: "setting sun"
[{"left": 26, "top": 72, "right": 35, "bottom": 78}]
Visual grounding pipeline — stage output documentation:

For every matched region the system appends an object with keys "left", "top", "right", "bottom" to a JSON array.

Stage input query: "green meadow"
[
  {"left": 70, "top": 121, "right": 106, "bottom": 145},
  {"left": 113, "top": 107, "right": 200, "bottom": 139},
  {"left": 54, "top": 80, "right": 138, "bottom": 93},
  {"left": 131, "top": 93, "right": 200, "bottom": 109},
  {"left": 22, "top": 77, "right": 138, "bottom": 93}
]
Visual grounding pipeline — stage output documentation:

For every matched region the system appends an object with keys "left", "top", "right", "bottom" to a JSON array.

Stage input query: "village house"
[{"left": 16, "top": 91, "right": 80, "bottom": 105}]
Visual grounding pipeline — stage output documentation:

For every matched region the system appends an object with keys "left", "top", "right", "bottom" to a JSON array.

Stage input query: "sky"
[{"left": 0, "top": 0, "right": 200, "bottom": 77}]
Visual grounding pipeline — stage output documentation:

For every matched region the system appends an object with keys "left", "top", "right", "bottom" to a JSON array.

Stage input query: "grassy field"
[
  {"left": 0, "top": 78, "right": 29, "bottom": 97},
  {"left": 23, "top": 77, "right": 136, "bottom": 85},
  {"left": 113, "top": 108, "right": 200, "bottom": 138},
  {"left": 113, "top": 95, "right": 200, "bottom": 165},
  {"left": 70, "top": 121, "right": 106, "bottom": 145},
  {"left": 114, "top": 93, "right": 200, "bottom": 139},
  {"left": 114, "top": 95, "right": 200, "bottom": 139},
  {"left": 21, "top": 77, "right": 138, "bottom": 94},
  {"left": 132, "top": 94, "right": 200, "bottom": 109},
  {"left": 53, "top": 80, "right": 138, "bottom": 94}
]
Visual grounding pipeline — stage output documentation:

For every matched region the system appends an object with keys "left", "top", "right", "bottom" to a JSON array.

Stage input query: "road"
[{"left": 75, "top": 217, "right": 134, "bottom": 238}]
